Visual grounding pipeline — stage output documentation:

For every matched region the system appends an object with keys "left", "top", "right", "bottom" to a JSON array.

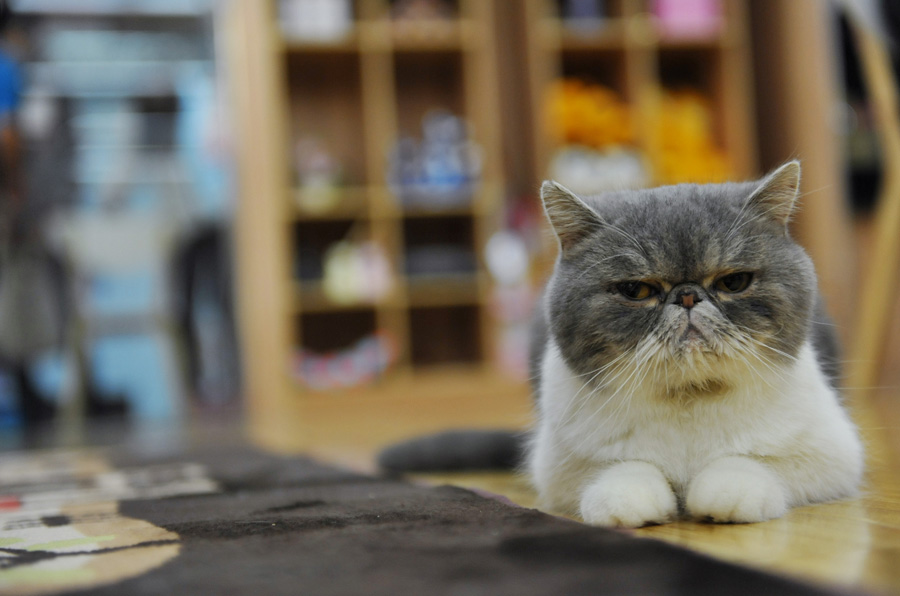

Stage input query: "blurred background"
[{"left": 0, "top": 0, "right": 897, "bottom": 453}]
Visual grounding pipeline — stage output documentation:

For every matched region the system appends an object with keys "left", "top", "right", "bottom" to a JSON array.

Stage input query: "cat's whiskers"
[
  {"left": 605, "top": 338, "right": 668, "bottom": 432},
  {"left": 572, "top": 351, "right": 631, "bottom": 390},
  {"left": 643, "top": 339, "right": 665, "bottom": 391},
  {"left": 655, "top": 329, "right": 721, "bottom": 386},
  {"left": 570, "top": 354, "right": 628, "bottom": 381},
  {"left": 746, "top": 347, "right": 794, "bottom": 388},
  {"left": 744, "top": 351, "right": 789, "bottom": 391},
  {"left": 628, "top": 341, "right": 667, "bottom": 412},
  {"left": 637, "top": 321, "right": 793, "bottom": 401},
  {"left": 730, "top": 322, "right": 800, "bottom": 364},
  {"left": 565, "top": 343, "right": 656, "bottom": 457},
  {"left": 555, "top": 352, "right": 632, "bottom": 429},
  {"left": 641, "top": 319, "right": 768, "bottom": 397},
  {"left": 594, "top": 339, "right": 658, "bottom": 410},
  {"left": 757, "top": 341, "right": 798, "bottom": 363},
  {"left": 647, "top": 337, "right": 682, "bottom": 393},
  {"left": 573, "top": 358, "right": 634, "bottom": 453},
  {"left": 566, "top": 355, "right": 636, "bottom": 426},
  {"left": 725, "top": 331, "right": 793, "bottom": 391},
  {"left": 559, "top": 377, "right": 619, "bottom": 431}
]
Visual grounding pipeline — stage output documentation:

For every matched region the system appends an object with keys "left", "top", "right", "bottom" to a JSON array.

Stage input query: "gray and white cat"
[
  {"left": 530, "top": 161, "right": 863, "bottom": 526},
  {"left": 379, "top": 161, "right": 863, "bottom": 527}
]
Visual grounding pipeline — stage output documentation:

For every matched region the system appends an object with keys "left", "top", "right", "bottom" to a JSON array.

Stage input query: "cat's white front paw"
[
  {"left": 686, "top": 456, "right": 788, "bottom": 523},
  {"left": 579, "top": 461, "right": 677, "bottom": 528}
]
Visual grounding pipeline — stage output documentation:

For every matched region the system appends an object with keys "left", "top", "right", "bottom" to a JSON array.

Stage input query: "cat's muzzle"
[{"left": 668, "top": 306, "right": 718, "bottom": 354}]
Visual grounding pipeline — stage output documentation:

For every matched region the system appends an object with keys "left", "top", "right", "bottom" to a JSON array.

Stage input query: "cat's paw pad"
[
  {"left": 580, "top": 461, "right": 677, "bottom": 528},
  {"left": 686, "top": 457, "right": 788, "bottom": 523}
]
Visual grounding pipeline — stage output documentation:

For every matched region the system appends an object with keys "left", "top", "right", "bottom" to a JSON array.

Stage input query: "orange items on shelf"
[
  {"left": 545, "top": 78, "right": 731, "bottom": 186},
  {"left": 650, "top": 89, "right": 731, "bottom": 184},
  {"left": 545, "top": 78, "right": 634, "bottom": 150}
]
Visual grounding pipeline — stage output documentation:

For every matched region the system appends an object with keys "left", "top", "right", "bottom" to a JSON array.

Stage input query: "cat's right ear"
[
  {"left": 747, "top": 160, "right": 802, "bottom": 230},
  {"left": 541, "top": 180, "right": 604, "bottom": 254}
]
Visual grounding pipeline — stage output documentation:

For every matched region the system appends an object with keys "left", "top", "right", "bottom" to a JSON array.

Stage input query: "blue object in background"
[
  {"left": 29, "top": 336, "right": 180, "bottom": 421},
  {"left": 176, "top": 62, "right": 233, "bottom": 221},
  {"left": 30, "top": 351, "right": 65, "bottom": 403},
  {"left": 89, "top": 271, "right": 155, "bottom": 316},
  {"left": 92, "top": 333, "right": 181, "bottom": 420},
  {"left": 0, "top": 370, "right": 21, "bottom": 429},
  {"left": 0, "top": 48, "right": 22, "bottom": 117}
]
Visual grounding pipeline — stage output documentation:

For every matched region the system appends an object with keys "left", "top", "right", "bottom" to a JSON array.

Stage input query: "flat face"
[{"left": 546, "top": 181, "right": 814, "bottom": 387}]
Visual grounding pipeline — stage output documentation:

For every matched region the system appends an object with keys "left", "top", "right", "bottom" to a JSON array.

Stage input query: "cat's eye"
[
  {"left": 616, "top": 281, "right": 657, "bottom": 301},
  {"left": 715, "top": 272, "right": 753, "bottom": 293}
]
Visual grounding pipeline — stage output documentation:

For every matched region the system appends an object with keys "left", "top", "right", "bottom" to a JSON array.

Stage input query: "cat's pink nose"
[{"left": 675, "top": 290, "right": 701, "bottom": 309}]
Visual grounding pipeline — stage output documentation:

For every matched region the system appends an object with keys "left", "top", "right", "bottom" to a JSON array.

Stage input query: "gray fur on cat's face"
[{"left": 542, "top": 162, "right": 816, "bottom": 393}]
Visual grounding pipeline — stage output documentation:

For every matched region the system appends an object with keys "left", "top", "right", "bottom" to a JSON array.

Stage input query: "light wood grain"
[
  {"left": 845, "top": 17, "right": 900, "bottom": 396},
  {"left": 224, "top": 0, "right": 295, "bottom": 426}
]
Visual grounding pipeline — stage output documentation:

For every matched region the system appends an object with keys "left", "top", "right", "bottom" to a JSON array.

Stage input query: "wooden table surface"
[{"left": 250, "top": 379, "right": 900, "bottom": 596}]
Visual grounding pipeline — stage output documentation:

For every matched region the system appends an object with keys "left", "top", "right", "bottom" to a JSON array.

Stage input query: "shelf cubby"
[
  {"left": 559, "top": 46, "right": 631, "bottom": 99},
  {"left": 298, "top": 310, "right": 378, "bottom": 354},
  {"left": 393, "top": 51, "right": 466, "bottom": 137},
  {"left": 409, "top": 305, "right": 482, "bottom": 366},
  {"left": 292, "top": 219, "right": 361, "bottom": 282},
  {"left": 286, "top": 52, "right": 368, "bottom": 186}
]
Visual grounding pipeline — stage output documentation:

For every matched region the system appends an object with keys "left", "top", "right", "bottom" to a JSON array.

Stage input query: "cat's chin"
[
  {"left": 665, "top": 378, "right": 731, "bottom": 400},
  {"left": 675, "top": 334, "right": 714, "bottom": 354},
  {"left": 669, "top": 332, "right": 720, "bottom": 362},
  {"left": 679, "top": 323, "right": 706, "bottom": 343}
]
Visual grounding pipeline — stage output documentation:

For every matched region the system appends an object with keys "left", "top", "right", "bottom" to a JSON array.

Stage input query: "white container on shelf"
[{"left": 279, "top": 0, "right": 353, "bottom": 42}]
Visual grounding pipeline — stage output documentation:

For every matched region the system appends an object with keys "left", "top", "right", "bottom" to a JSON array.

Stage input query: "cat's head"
[{"left": 541, "top": 161, "right": 816, "bottom": 397}]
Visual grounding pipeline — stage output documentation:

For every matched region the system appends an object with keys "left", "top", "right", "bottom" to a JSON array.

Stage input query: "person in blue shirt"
[{"left": 0, "top": 0, "right": 21, "bottom": 207}]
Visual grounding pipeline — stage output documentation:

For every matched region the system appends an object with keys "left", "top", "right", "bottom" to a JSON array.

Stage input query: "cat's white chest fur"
[{"left": 529, "top": 338, "right": 864, "bottom": 527}]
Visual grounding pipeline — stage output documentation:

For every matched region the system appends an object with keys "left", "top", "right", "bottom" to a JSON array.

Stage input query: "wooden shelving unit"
[
  {"left": 522, "top": 0, "right": 757, "bottom": 189},
  {"left": 226, "top": 0, "right": 516, "bottom": 424}
]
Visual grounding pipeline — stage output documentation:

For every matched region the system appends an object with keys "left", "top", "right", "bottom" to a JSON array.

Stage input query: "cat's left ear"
[
  {"left": 540, "top": 180, "right": 604, "bottom": 254},
  {"left": 747, "top": 160, "right": 801, "bottom": 229}
]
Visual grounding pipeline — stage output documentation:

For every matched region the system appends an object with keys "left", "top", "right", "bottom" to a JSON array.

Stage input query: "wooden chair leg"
[{"left": 847, "top": 20, "right": 900, "bottom": 394}]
